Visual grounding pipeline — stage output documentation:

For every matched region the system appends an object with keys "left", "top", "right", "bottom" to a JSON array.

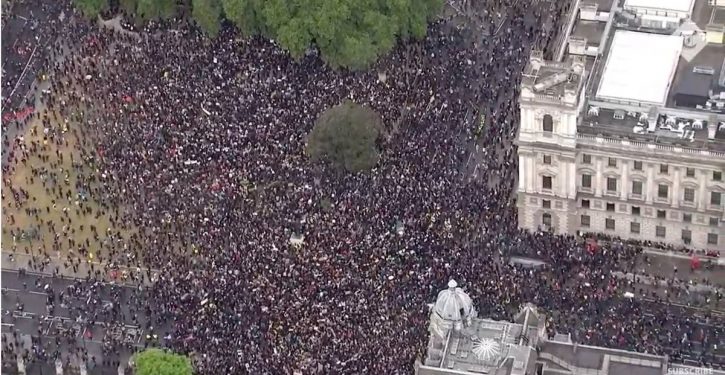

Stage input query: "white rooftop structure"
[
  {"left": 623, "top": 0, "right": 695, "bottom": 13},
  {"left": 596, "top": 31, "right": 683, "bottom": 106},
  {"left": 433, "top": 280, "right": 473, "bottom": 322}
]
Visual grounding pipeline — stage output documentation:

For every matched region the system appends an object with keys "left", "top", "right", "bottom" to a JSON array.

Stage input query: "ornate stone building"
[
  {"left": 516, "top": 0, "right": 725, "bottom": 251},
  {"left": 417, "top": 280, "right": 724, "bottom": 375}
]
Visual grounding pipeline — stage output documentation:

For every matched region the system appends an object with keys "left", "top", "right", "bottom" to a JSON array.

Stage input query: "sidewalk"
[
  {"left": 613, "top": 271, "right": 723, "bottom": 294},
  {"left": 642, "top": 247, "right": 725, "bottom": 265},
  {"left": 590, "top": 237, "right": 724, "bottom": 265},
  {"left": 1, "top": 251, "right": 158, "bottom": 286}
]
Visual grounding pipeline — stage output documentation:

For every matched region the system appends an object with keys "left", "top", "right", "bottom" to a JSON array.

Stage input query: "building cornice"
[{"left": 575, "top": 134, "right": 725, "bottom": 166}]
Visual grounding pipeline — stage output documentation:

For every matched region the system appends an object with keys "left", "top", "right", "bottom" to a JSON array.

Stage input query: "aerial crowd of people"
[{"left": 1, "top": 0, "right": 724, "bottom": 373}]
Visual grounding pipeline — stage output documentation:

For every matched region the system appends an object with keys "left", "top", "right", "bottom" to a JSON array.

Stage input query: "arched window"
[
  {"left": 542, "top": 114, "right": 553, "bottom": 132},
  {"left": 542, "top": 213, "right": 552, "bottom": 227}
]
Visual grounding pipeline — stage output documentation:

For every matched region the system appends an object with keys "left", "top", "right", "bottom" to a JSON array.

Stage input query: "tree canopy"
[
  {"left": 132, "top": 348, "right": 193, "bottom": 375},
  {"left": 73, "top": 0, "right": 444, "bottom": 69},
  {"left": 74, "top": 0, "right": 107, "bottom": 17},
  {"left": 192, "top": 0, "right": 222, "bottom": 37},
  {"left": 306, "top": 101, "right": 383, "bottom": 173}
]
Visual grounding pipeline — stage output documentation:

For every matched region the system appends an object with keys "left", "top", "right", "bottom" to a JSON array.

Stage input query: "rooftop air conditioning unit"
[
  {"left": 613, "top": 110, "right": 625, "bottom": 120},
  {"left": 693, "top": 66, "right": 715, "bottom": 75}
]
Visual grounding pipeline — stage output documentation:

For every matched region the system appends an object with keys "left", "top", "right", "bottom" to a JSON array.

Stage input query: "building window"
[
  {"left": 581, "top": 215, "right": 590, "bottom": 227},
  {"left": 711, "top": 191, "right": 722, "bottom": 206},
  {"left": 581, "top": 174, "right": 592, "bottom": 188},
  {"left": 708, "top": 233, "right": 719, "bottom": 245},
  {"left": 607, "top": 178, "right": 617, "bottom": 192},
  {"left": 581, "top": 199, "right": 590, "bottom": 209},
  {"left": 542, "top": 176, "right": 552, "bottom": 190},
  {"left": 656, "top": 226, "right": 666, "bottom": 238},
  {"left": 632, "top": 181, "right": 643, "bottom": 195},
  {"left": 633, "top": 161, "right": 643, "bottom": 171},
  {"left": 657, "top": 210, "right": 666, "bottom": 219},
  {"left": 582, "top": 154, "right": 592, "bottom": 164},
  {"left": 683, "top": 188, "right": 695, "bottom": 203},
  {"left": 542, "top": 213, "right": 552, "bottom": 227},
  {"left": 660, "top": 164, "right": 669, "bottom": 174},
  {"left": 542, "top": 114, "right": 553, "bottom": 132},
  {"left": 608, "top": 158, "right": 617, "bottom": 168},
  {"left": 543, "top": 200, "right": 551, "bottom": 209},
  {"left": 683, "top": 213, "right": 692, "bottom": 223},
  {"left": 658, "top": 184, "right": 669, "bottom": 199},
  {"left": 715, "top": 171, "right": 722, "bottom": 182},
  {"left": 686, "top": 168, "right": 695, "bottom": 178},
  {"left": 632, "top": 206, "right": 640, "bottom": 216},
  {"left": 682, "top": 230, "right": 692, "bottom": 245},
  {"left": 606, "top": 203, "right": 615, "bottom": 212},
  {"left": 630, "top": 222, "right": 640, "bottom": 234},
  {"left": 710, "top": 217, "right": 719, "bottom": 227},
  {"left": 543, "top": 155, "right": 552, "bottom": 165},
  {"left": 605, "top": 218, "right": 615, "bottom": 230}
]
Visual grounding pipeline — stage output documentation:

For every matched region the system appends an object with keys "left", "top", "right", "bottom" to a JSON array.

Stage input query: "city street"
[{"left": 1, "top": 270, "right": 159, "bottom": 375}]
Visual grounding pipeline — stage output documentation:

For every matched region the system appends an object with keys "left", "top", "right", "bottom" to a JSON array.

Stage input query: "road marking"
[
  {"left": 5, "top": 44, "right": 38, "bottom": 107},
  {"left": 10, "top": 311, "right": 35, "bottom": 319},
  {"left": 1, "top": 287, "right": 48, "bottom": 296},
  {"left": 2, "top": 267, "right": 152, "bottom": 288}
]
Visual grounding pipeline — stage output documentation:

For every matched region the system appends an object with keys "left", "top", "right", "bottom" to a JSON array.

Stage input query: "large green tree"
[
  {"left": 221, "top": 0, "right": 267, "bottom": 36},
  {"left": 132, "top": 349, "right": 193, "bottom": 375},
  {"left": 136, "top": 0, "right": 176, "bottom": 20},
  {"left": 192, "top": 0, "right": 222, "bottom": 37},
  {"left": 74, "top": 0, "right": 107, "bottom": 18},
  {"left": 73, "top": 0, "right": 443, "bottom": 69},
  {"left": 256, "top": 0, "right": 443, "bottom": 69},
  {"left": 306, "top": 100, "right": 383, "bottom": 172}
]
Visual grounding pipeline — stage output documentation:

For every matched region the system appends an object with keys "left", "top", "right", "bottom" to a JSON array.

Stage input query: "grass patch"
[{"left": 2, "top": 107, "right": 131, "bottom": 262}]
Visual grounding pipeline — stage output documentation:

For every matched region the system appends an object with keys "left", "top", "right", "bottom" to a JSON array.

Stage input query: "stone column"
[
  {"left": 568, "top": 159, "right": 577, "bottom": 200},
  {"left": 519, "top": 154, "right": 527, "bottom": 193},
  {"left": 646, "top": 165, "right": 655, "bottom": 204},
  {"left": 528, "top": 157, "right": 536, "bottom": 192},
  {"left": 595, "top": 157, "right": 603, "bottom": 197},
  {"left": 698, "top": 170, "right": 707, "bottom": 211},
  {"left": 672, "top": 168, "right": 681, "bottom": 208},
  {"left": 621, "top": 161, "right": 629, "bottom": 201}
]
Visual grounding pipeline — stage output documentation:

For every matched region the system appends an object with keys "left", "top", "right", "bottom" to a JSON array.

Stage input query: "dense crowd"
[{"left": 2, "top": 0, "right": 724, "bottom": 373}]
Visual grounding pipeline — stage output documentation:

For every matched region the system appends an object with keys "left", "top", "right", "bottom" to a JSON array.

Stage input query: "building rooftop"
[
  {"left": 420, "top": 288, "right": 725, "bottom": 375},
  {"left": 558, "top": 0, "right": 725, "bottom": 152},
  {"left": 540, "top": 340, "right": 668, "bottom": 375},
  {"left": 591, "top": 0, "right": 616, "bottom": 12},
  {"left": 580, "top": 107, "right": 725, "bottom": 152},
  {"left": 623, "top": 0, "right": 695, "bottom": 13},
  {"left": 669, "top": 43, "right": 725, "bottom": 106},
  {"left": 521, "top": 53, "right": 586, "bottom": 108},
  {"left": 571, "top": 19, "right": 608, "bottom": 47},
  {"left": 422, "top": 284, "right": 542, "bottom": 375},
  {"left": 691, "top": 0, "right": 720, "bottom": 29},
  {"left": 595, "top": 30, "right": 683, "bottom": 106},
  {"left": 713, "top": 7, "right": 725, "bottom": 25}
]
